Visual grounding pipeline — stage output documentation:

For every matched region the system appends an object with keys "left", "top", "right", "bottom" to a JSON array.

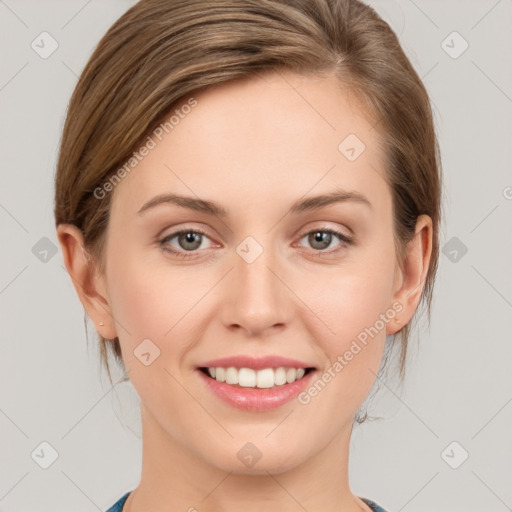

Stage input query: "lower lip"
[{"left": 197, "top": 369, "right": 316, "bottom": 412}]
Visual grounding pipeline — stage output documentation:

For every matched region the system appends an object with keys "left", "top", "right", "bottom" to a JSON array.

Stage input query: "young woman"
[{"left": 54, "top": 0, "right": 442, "bottom": 511}]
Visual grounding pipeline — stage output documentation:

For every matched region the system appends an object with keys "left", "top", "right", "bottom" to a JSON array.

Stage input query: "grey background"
[{"left": 1, "top": 0, "right": 511, "bottom": 511}]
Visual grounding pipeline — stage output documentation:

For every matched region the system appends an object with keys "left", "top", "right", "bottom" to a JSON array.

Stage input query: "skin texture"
[{"left": 58, "top": 71, "right": 432, "bottom": 512}]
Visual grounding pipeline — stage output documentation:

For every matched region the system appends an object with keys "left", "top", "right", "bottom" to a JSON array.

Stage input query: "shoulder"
[
  {"left": 105, "top": 491, "right": 131, "bottom": 512},
  {"left": 360, "top": 496, "right": 391, "bottom": 512}
]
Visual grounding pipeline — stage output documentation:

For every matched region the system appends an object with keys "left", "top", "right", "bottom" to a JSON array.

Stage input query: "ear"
[
  {"left": 56, "top": 224, "right": 118, "bottom": 340},
  {"left": 386, "top": 214, "right": 433, "bottom": 335}
]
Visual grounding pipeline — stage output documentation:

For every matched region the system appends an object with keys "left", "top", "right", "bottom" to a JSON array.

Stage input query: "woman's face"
[{"left": 102, "top": 71, "right": 406, "bottom": 473}]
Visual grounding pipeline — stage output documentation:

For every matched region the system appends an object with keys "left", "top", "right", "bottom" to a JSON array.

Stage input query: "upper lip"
[{"left": 198, "top": 355, "right": 316, "bottom": 370}]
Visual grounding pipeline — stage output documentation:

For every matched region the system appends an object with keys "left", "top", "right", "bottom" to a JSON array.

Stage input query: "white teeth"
[
  {"left": 225, "top": 366, "right": 239, "bottom": 385},
  {"left": 206, "top": 366, "right": 309, "bottom": 388},
  {"left": 215, "top": 367, "right": 226, "bottom": 382},
  {"left": 285, "top": 368, "right": 296, "bottom": 383},
  {"left": 256, "top": 368, "right": 274, "bottom": 388},
  {"left": 274, "top": 367, "right": 287, "bottom": 385},
  {"left": 239, "top": 368, "right": 256, "bottom": 387}
]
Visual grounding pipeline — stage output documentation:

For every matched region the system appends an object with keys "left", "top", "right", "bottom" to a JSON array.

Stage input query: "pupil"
[
  {"left": 311, "top": 231, "right": 330, "bottom": 249},
  {"left": 180, "top": 232, "right": 201, "bottom": 250}
]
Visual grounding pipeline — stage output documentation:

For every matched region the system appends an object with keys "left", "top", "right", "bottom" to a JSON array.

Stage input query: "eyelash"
[{"left": 158, "top": 226, "right": 353, "bottom": 259}]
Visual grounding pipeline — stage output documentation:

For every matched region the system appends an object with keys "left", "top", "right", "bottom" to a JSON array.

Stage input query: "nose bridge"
[{"left": 224, "top": 234, "right": 290, "bottom": 334}]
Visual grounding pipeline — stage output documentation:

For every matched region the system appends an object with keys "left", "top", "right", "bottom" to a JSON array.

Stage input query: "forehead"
[
  {"left": 182, "top": 70, "right": 377, "bottom": 156},
  {"left": 111, "top": 71, "right": 390, "bottom": 219}
]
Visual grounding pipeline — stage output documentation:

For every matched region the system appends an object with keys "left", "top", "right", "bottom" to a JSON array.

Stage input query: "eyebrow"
[{"left": 137, "top": 188, "right": 372, "bottom": 217}]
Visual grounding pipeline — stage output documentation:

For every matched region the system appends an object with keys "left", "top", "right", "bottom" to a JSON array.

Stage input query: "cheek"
[
  {"left": 104, "top": 239, "right": 194, "bottom": 346},
  {"left": 296, "top": 261, "right": 395, "bottom": 417},
  {"left": 308, "top": 239, "right": 396, "bottom": 342},
  {"left": 104, "top": 239, "right": 221, "bottom": 383},
  {"left": 104, "top": 250, "right": 200, "bottom": 403},
  {"left": 297, "top": 234, "right": 396, "bottom": 400},
  {"left": 104, "top": 202, "right": 178, "bottom": 341}
]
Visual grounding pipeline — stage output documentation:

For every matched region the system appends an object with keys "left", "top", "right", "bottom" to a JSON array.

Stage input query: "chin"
[{"left": 201, "top": 441, "right": 307, "bottom": 476}]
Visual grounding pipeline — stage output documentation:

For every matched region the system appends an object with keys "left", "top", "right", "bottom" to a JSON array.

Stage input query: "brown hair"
[{"left": 54, "top": 0, "right": 442, "bottom": 401}]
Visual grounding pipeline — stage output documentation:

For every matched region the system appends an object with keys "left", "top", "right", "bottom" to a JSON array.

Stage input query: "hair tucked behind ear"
[{"left": 54, "top": 0, "right": 442, "bottom": 405}]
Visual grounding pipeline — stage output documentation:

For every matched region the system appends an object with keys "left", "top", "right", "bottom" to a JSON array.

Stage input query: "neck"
[{"left": 124, "top": 405, "right": 371, "bottom": 512}]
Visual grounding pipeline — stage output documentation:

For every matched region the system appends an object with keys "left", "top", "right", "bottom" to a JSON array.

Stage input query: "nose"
[{"left": 220, "top": 242, "right": 292, "bottom": 337}]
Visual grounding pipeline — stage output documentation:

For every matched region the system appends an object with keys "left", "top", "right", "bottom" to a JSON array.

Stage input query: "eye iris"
[
  {"left": 309, "top": 231, "right": 331, "bottom": 250},
  {"left": 179, "top": 232, "right": 202, "bottom": 251}
]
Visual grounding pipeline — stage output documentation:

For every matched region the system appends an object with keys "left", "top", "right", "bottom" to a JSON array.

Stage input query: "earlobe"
[
  {"left": 56, "top": 224, "right": 117, "bottom": 339},
  {"left": 386, "top": 215, "right": 433, "bottom": 335}
]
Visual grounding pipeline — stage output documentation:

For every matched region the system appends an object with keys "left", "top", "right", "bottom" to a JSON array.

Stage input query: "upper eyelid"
[
  {"left": 296, "top": 228, "right": 353, "bottom": 248},
  {"left": 159, "top": 224, "right": 352, "bottom": 239}
]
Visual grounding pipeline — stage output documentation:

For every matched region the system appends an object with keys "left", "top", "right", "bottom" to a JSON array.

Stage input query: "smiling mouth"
[{"left": 198, "top": 366, "right": 316, "bottom": 389}]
